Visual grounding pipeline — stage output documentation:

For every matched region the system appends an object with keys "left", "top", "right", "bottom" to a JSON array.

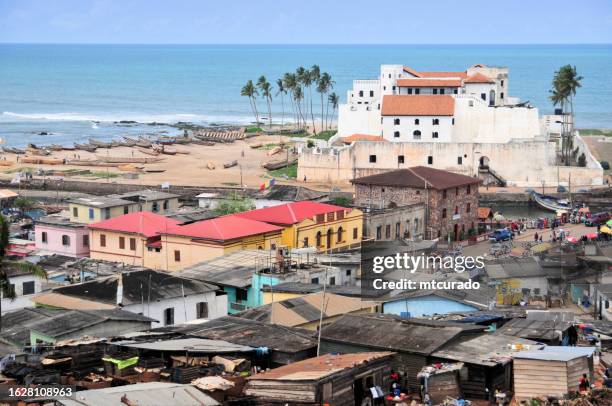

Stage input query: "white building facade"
[{"left": 304, "top": 63, "right": 603, "bottom": 187}]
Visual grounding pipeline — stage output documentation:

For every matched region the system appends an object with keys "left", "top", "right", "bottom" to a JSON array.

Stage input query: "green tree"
[
  {"left": 241, "top": 80, "right": 260, "bottom": 125},
  {"left": 257, "top": 76, "right": 273, "bottom": 130},
  {"left": 282, "top": 73, "right": 299, "bottom": 128},
  {"left": 213, "top": 195, "right": 255, "bottom": 215},
  {"left": 14, "top": 197, "right": 36, "bottom": 216},
  {"left": 0, "top": 215, "right": 46, "bottom": 329},
  {"left": 317, "top": 72, "right": 332, "bottom": 132},
  {"left": 296, "top": 67, "right": 311, "bottom": 131}
]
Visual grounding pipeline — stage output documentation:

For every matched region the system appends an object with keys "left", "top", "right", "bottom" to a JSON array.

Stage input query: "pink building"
[{"left": 35, "top": 216, "right": 90, "bottom": 257}]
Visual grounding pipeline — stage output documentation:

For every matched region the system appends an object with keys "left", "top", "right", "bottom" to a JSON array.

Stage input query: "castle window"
[
  {"left": 428, "top": 156, "right": 433, "bottom": 165},
  {"left": 433, "top": 89, "right": 438, "bottom": 94},
  {"left": 440, "top": 88, "right": 445, "bottom": 94},
  {"left": 413, "top": 130, "right": 421, "bottom": 140},
  {"left": 432, "top": 118, "right": 440, "bottom": 125},
  {"left": 458, "top": 156, "right": 463, "bottom": 165},
  {"left": 370, "top": 90, "right": 374, "bottom": 97},
  {"left": 432, "top": 132, "right": 439, "bottom": 139},
  {"left": 453, "top": 89, "right": 458, "bottom": 94},
  {"left": 394, "top": 118, "right": 400, "bottom": 125},
  {"left": 442, "top": 209, "right": 447, "bottom": 219},
  {"left": 394, "top": 131, "right": 400, "bottom": 138},
  {"left": 398, "top": 155, "right": 405, "bottom": 164},
  {"left": 414, "top": 118, "right": 420, "bottom": 125},
  {"left": 415, "top": 88, "right": 420, "bottom": 94},
  {"left": 369, "top": 155, "right": 377, "bottom": 163},
  {"left": 359, "top": 90, "right": 363, "bottom": 97},
  {"left": 408, "top": 88, "right": 413, "bottom": 94}
]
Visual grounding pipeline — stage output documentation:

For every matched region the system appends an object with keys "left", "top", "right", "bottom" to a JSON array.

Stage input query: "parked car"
[
  {"left": 585, "top": 212, "right": 611, "bottom": 227},
  {"left": 490, "top": 228, "right": 513, "bottom": 242}
]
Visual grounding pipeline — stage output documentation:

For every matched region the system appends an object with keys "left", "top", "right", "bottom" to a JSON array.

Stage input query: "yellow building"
[
  {"left": 88, "top": 211, "right": 182, "bottom": 267},
  {"left": 234, "top": 201, "right": 363, "bottom": 252},
  {"left": 68, "top": 190, "right": 180, "bottom": 224},
  {"left": 158, "top": 216, "right": 283, "bottom": 271},
  {"left": 235, "top": 292, "right": 378, "bottom": 330}
]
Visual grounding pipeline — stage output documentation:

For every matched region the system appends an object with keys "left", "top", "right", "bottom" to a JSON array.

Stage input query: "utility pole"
[{"left": 316, "top": 266, "right": 328, "bottom": 356}]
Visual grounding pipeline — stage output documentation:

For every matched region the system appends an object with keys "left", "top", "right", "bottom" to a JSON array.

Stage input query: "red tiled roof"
[
  {"left": 351, "top": 166, "right": 480, "bottom": 190},
  {"left": 163, "top": 215, "right": 282, "bottom": 241},
  {"left": 464, "top": 72, "right": 494, "bottom": 84},
  {"left": 341, "top": 134, "right": 385, "bottom": 144},
  {"left": 381, "top": 95, "right": 455, "bottom": 116},
  {"left": 235, "top": 201, "right": 351, "bottom": 226},
  {"left": 87, "top": 212, "right": 181, "bottom": 238},
  {"left": 402, "top": 66, "right": 422, "bottom": 77},
  {"left": 419, "top": 71, "right": 468, "bottom": 79},
  {"left": 397, "top": 78, "right": 462, "bottom": 87}
]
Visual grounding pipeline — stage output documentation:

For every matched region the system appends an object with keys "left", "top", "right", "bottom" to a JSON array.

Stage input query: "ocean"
[{"left": 0, "top": 44, "right": 611, "bottom": 147}]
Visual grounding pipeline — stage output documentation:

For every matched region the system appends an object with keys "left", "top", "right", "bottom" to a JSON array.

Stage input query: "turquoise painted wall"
[
  {"left": 223, "top": 273, "right": 282, "bottom": 314},
  {"left": 383, "top": 295, "right": 478, "bottom": 318}
]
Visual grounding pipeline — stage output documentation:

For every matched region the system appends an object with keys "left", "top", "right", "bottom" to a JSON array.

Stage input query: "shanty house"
[
  {"left": 0, "top": 308, "right": 154, "bottom": 348},
  {"left": 513, "top": 348, "right": 591, "bottom": 401},
  {"left": 245, "top": 352, "right": 394, "bottom": 405},
  {"left": 494, "top": 317, "right": 571, "bottom": 345},
  {"left": 319, "top": 313, "right": 483, "bottom": 392},
  {"left": 382, "top": 288, "right": 492, "bottom": 318},
  {"left": 431, "top": 333, "right": 542, "bottom": 398},
  {"left": 159, "top": 316, "right": 317, "bottom": 366}
]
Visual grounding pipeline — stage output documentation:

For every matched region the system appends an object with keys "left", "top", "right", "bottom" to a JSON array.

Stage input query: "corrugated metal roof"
[
  {"left": 59, "top": 382, "right": 218, "bottom": 406},
  {"left": 247, "top": 352, "right": 393, "bottom": 381},
  {"left": 113, "top": 337, "right": 254, "bottom": 353}
]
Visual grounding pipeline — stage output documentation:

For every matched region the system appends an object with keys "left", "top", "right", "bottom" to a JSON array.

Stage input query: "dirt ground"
[{"left": 0, "top": 135, "right": 307, "bottom": 189}]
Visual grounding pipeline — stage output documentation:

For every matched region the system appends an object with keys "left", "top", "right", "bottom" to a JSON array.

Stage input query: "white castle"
[{"left": 298, "top": 64, "right": 603, "bottom": 188}]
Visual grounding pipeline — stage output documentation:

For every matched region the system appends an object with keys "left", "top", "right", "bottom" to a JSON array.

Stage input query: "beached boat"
[
  {"left": 111, "top": 140, "right": 126, "bottom": 147},
  {"left": 26, "top": 146, "right": 51, "bottom": 156},
  {"left": 145, "top": 169, "right": 166, "bottom": 173},
  {"left": 156, "top": 136, "right": 177, "bottom": 145},
  {"left": 223, "top": 160, "right": 238, "bottom": 169},
  {"left": 173, "top": 146, "right": 190, "bottom": 154},
  {"left": 262, "top": 156, "right": 298, "bottom": 170},
  {"left": 65, "top": 159, "right": 123, "bottom": 167},
  {"left": 206, "top": 161, "right": 216, "bottom": 170},
  {"left": 20, "top": 156, "right": 64, "bottom": 165},
  {"left": 136, "top": 146, "right": 160, "bottom": 156},
  {"left": 0, "top": 161, "right": 14, "bottom": 167},
  {"left": 96, "top": 155, "right": 164, "bottom": 164},
  {"left": 2, "top": 147, "right": 26, "bottom": 154},
  {"left": 74, "top": 143, "right": 97, "bottom": 152},
  {"left": 88, "top": 138, "right": 112, "bottom": 148},
  {"left": 531, "top": 191, "right": 572, "bottom": 212},
  {"left": 160, "top": 147, "right": 176, "bottom": 155},
  {"left": 122, "top": 137, "right": 138, "bottom": 147},
  {"left": 136, "top": 137, "right": 152, "bottom": 148},
  {"left": 48, "top": 144, "right": 65, "bottom": 151}
]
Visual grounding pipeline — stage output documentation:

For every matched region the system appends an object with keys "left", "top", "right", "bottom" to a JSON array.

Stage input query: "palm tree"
[
  {"left": 257, "top": 76, "right": 273, "bottom": 130},
  {"left": 317, "top": 72, "right": 334, "bottom": 131},
  {"left": 241, "top": 80, "right": 259, "bottom": 125},
  {"left": 296, "top": 67, "right": 310, "bottom": 131},
  {"left": 0, "top": 215, "right": 46, "bottom": 329},
  {"left": 550, "top": 65, "right": 583, "bottom": 164},
  {"left": 307, "top": 66, "right": 320, "bottom": 134},
  {"left": 283, "top": 73, "right": 298, "bottom": 128},
  {"left": 293, "top": 86, "right": 306, "bottom": 128},
  {"left": 328, "top": 92, "right": 339, "bottom": 129},
  {"left": 276, "top": 78, "right": 286, "bottom": 131}
]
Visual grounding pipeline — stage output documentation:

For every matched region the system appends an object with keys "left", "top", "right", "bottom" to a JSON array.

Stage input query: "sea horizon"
[{"left": 1, "top": 43, "right": 611, "bottom": 147}]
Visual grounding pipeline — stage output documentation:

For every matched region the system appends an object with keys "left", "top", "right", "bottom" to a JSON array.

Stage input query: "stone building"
[
  {"left": 352, "top": 166, "right": 480, "bottom": 240},
  {"left": 362, "top": 203, "right": 425, "bottom": 241}
]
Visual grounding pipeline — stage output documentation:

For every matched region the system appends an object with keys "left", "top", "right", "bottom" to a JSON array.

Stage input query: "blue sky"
[{"left": 1, "top": 0, "right": 611, "bottom": 44}]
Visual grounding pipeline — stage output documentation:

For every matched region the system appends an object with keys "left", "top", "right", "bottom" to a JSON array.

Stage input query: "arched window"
[
  {"left": 337, "top": 227, "right": 343, "bottom": 243},
  {"left": 413, "top": 130, "right": 421, "bottom": 140},
  {"left": 432, "top": 118, "right": 440, "bottom": 125},
  {"left": 316, "top": 231, "right": 322, "bottom": 247},
  {"left": 414, "top": 118, "right": 420, "bottom": 125},
  {"left": 394, "top": 118, "right": 400, "bottom": 125}
]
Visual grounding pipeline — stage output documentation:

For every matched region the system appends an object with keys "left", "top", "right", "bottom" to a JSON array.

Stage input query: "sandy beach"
[{"left": 0, "top": 134, "right": 311, "bottom": 189}]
